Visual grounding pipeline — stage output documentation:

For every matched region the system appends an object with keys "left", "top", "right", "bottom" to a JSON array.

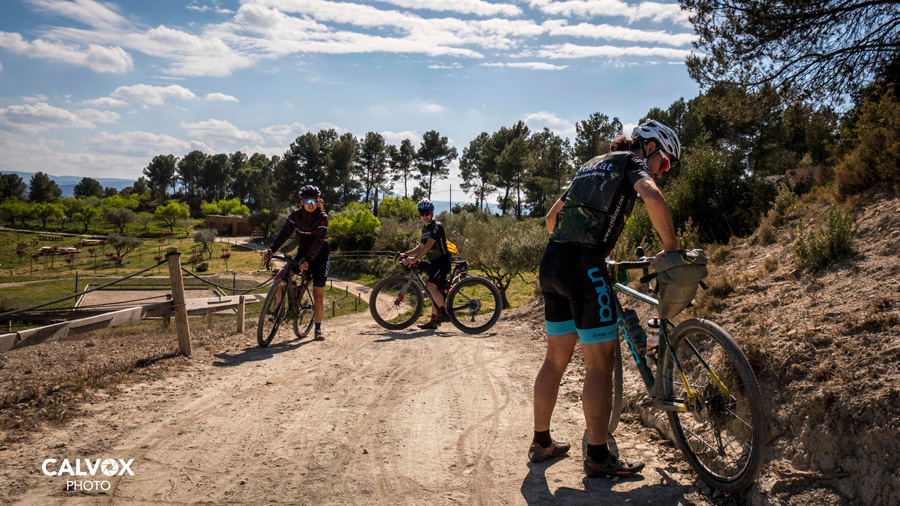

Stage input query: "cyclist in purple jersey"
[{"left": 264, "top": 185, "right": 330, "bottom": 341}]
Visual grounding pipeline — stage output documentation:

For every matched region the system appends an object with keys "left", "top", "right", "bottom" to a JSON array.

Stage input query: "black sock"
[
  {"left": 587, "top": 443, "right": 609, "bottom": 462},
  {"left": 533, "top": 430, "right": 552, "bottom": 447}
]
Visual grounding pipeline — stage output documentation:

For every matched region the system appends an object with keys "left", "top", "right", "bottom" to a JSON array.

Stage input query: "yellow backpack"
[{"left": 446, "top": 240, "right": 459, "bottom": 255}]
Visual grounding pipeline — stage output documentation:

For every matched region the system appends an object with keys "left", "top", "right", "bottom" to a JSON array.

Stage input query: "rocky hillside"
[{"left": 688, "top": 189, "right": 900, "bottom": 505}]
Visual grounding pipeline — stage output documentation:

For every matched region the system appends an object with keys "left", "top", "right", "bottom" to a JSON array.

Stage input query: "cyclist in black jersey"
[
  {"left": 264, "top": 185, "right": 330, "bottom": 341},
  {"left": 400, "top": 199, "right": 452, "bottom": 330},
  {"left": 529, "top": 120, "right": 682, "bottom": 478}
]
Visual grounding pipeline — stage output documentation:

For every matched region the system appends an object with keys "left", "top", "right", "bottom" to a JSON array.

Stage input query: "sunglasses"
[
  {"left": 302, "top": 198, "right": 318, "bottom": 206},
  {"left": 658, "top": 151, "right": 670, "bottom": 174},
  {"left": 419, "top": 211, "right": 431, "bottom": 216}
]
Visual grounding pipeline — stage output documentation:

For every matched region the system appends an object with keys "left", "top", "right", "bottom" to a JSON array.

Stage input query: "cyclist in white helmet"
[{"left": 529, "top": 120, "right": 681, "bottom": 478}]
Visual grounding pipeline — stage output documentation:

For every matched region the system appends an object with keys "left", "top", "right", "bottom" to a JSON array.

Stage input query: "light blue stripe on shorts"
[
  {"left": 576, "top": 324, "right": 618, "bottom": 344},
  {"left": 545, "top": 319, "right": 576, "bottom": 336}
]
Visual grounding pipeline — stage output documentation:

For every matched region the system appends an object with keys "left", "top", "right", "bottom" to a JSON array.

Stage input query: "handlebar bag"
[{"left": 652, "top": 249, "right": 708, "bottom": 318}]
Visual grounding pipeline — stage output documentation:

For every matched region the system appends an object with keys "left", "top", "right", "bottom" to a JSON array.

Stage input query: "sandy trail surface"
[{"left": 2, "top": 282, "right": 714, "bottom": 505}]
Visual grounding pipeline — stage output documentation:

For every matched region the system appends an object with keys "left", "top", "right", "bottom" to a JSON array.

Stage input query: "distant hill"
[{"left": 1, "top": 171, "right": 135, "bottom": 197}]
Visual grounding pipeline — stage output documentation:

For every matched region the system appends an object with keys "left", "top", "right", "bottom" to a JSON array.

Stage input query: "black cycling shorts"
[
  {"left": 292, "top": 253, "right": 329, "bottom": 287},
  {"left": 420, "top": 256, "right": 451, "bottom": 288},
  {"left": 539, "top": 241, "right": 618, "bottom": 344}
]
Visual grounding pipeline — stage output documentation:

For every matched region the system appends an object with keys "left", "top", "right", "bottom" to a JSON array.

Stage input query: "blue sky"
[{"left": 0, "top": 0, "right": 699, "bottom": 202}]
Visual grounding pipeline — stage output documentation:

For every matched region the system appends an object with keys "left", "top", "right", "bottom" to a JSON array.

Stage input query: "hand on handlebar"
[{"left": 402, "top": 256, "right": 417, "bottom": 267}]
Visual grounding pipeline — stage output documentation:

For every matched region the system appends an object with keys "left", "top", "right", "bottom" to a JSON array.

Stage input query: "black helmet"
[{"left": 299, "top": 185, "right": 321, "bottom": 198}]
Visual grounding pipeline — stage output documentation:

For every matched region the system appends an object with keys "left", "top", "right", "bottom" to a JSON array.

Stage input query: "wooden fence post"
[
  {"left": 237, "top": 295, "right": 245, "bottom": 333},
  {"left": 332, "top": 300, "right": 335, "bottom": 317},
  {"left": 166, "top": 247, "right": 192, "bottom": 357}
]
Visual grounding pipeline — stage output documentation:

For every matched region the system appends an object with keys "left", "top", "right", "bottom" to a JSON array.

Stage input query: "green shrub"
[
  {"left": 793, "top": 208, "right": 857, "bottom": 271},
  {"left": 378, "top": 196, "right": 417, "bottom": 221},
  {"left": 772, "top": 183, "right": 799, "bottom": 218},
  {"left": 374, "top": 218, "right": 420, "bottom": 252},
  {"left": 329, "top": 208, "right": 380, "bottom": 251},
  {"left": 835, "top": 88, "right": 900, "bottom": 196}
]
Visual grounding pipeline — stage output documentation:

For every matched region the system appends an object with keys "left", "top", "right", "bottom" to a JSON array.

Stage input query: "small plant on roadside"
[
  {"left": 221, "top": 248, "right": 231, "bottom": 272},
  {"left": 794, "top": 208, "right": 857, "bottom": 271},
  {"left": 763, "top": 256, "right": 778, "bottom": 273},
  {"left": 190, "top": 254, "right": 202, "bottom": 271}
]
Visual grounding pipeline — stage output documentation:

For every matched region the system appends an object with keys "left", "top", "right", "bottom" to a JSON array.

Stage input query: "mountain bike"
[
  {"left": 257, "top": 254, "right": 315, "bottom": 347},
  {"left": 606, "top": 249, "right": 765, "bottom": 493},
  {"left": 369, "top": 258, "right": 502, "bottom": 334}
]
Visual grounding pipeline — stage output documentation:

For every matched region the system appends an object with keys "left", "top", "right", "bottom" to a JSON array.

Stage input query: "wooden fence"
[{"left": 0, "top": 247, "right": 265, "bottom": 357}]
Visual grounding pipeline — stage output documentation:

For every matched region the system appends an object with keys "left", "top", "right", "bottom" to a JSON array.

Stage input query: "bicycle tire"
[
  {"left": 292, "top": 282, "right": 315, "bottom": 339},
  {"left": 608, "top": 329, "right": 624, "bottom": 434},
  {"left": 661, "top": 318, "right": 765, "bottom": 492},
  {"left": 257, "top": 279, "right": 288, "bottom": 348},
  {"left": 369, "top": 275, "right": 423, "bottom": 330},
  {"left": 446, "top": 276, "right": 502, "bottom": 334}
]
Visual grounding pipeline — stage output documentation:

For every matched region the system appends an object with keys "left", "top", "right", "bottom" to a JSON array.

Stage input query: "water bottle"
[
  {"left": 646, "top": 318, "right": 660, "bottom": 350},
  {"left": 622, "top": 309, "right": 646, "bottom": 345}
]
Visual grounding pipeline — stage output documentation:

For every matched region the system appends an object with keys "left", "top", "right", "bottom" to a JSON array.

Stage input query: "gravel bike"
[
  {"left": 369, "top": 258, "right": 502, "bottom": 334},
  {"left": 606, "top": 249, "right": 765, "bottom": 493},
  {"left": 257, "top": 254, "right": 315, "bottom": 347}
]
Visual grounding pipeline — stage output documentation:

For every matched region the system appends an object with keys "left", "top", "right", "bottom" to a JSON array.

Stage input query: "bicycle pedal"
[{"left": 640, "top": 396, "right": 658, "bottom": 408}]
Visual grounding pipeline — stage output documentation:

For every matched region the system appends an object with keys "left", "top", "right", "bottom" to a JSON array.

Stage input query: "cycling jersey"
[
  {"left": 421, "top": 219, "right": 450, "bottom": 261},
  {"left": 551, "top": 151, "right": 652, "bottom": 256},
  {"left": 270, "top": 207, "right": 329, "bottom": 261}
]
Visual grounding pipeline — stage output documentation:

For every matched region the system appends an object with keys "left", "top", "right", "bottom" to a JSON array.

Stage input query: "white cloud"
[
  {"left": 543, "top": 20, "right": 696, "bottom": 46},
  {"left": 23, "top": 95, "right": 50, "bottom": 103},
  {"left": 41, "top": 24, "right": 254, "bottom": 77},
  {"left": 530, "top": 0, "right": 692, "bottom": 27},
  {"left": 417, "top": 101, "right": 444, "bottom": 113},
  {"left": 187, "top": 4, "right": 210, "bottom": 13},
  {"left": 81, "top": 97, "right": 128, "bottom": 108},
  {"left": 110, "top": 84, "right": 197, "bottom": 105},
  {"left": 482, "top": 61, "right": 568, "bottom": 70},
  {"left": 523, "top": 111, "right": 576, "bottom": 136},
  {"left": 76, "top": 108, "right": 120, "bottom": 124},
  {"left": 0, "top": 59, "right": 3, "bottom": 71},
  {"left": 26, "top": 0, "right": 130, "bottom": 29},
  {"left": 205, "top": 92, "right": 239, "bottom": 102},
  {"left": 0, "top": 31, "right": 133, "bottom": 73},
  {"left": 0, "top": 102, "right": 94, "bottom": 133},
  {"left": 181, "top": 118, "right": 265, "bottom": 146},
  {"left": 428, "top": 62, "right": 462, "bottom": 69},
  {"left": 375, "top": 0, "right": 522, "bottom": 17},
  {"left": 380, "top": 130, "right": 422, "bottom": 145},
  {"left": 527, "top": 43, "right": 692, "bottom": 60},
  {"left": 88, "top": 131, "right": 192, "bottom": 155}
]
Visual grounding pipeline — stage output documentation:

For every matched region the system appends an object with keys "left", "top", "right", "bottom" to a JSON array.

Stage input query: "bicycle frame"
[
  {"left": 612, "top": 277, "right": 730, "bottom": 414},
  {"left": 270, "top": 255, "right": 312, "bottom": 318},
  {"left": 395, "top": 261, "right": 468, "bottom": 312}
]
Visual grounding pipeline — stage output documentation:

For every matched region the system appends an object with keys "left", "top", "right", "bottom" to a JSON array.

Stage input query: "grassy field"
[{"left": 0, "top": 230, "right": 267, "bottom": 282}]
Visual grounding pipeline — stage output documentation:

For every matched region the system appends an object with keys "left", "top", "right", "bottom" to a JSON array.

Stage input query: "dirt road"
[{"left": 1, "top": 290, "right": 715, "bottom": 505}]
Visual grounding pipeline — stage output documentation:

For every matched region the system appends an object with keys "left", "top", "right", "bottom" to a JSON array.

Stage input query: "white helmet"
[{"left": 632, "top": 120, "right": 682, "bottom": 161}]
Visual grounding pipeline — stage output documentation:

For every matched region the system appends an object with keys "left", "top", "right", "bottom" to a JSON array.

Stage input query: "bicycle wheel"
[
  {"left": 292, "top": 282, "right": 315, "bottom": 339},
  {"left": 257, "top": 280, "right": 288, "bottom": 347},
  {"left": 608, "top": 328, "right": 624, "bottom": 434},
  {"left": 661, "top": 318, "right": 765, "bottom": 492},
  {"left": 446, "top": 277, "right": 502, "bottom": 334},
  {"left": 369, "top": 275, "right": 423, "bottom": 330}
]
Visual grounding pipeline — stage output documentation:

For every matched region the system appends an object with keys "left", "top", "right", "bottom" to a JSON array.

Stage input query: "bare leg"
[
  {"left": 533, "top": 333, "right": 577, "bottom": 432},
  {"left": 273, "top": 267, "right": 287, "bottom": 305},
  {"left": 581, "top": 340, "right": 616, "bottom": 444},
  {"left": 313, "top": 285, "right": 324, "bottom": 323}
]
